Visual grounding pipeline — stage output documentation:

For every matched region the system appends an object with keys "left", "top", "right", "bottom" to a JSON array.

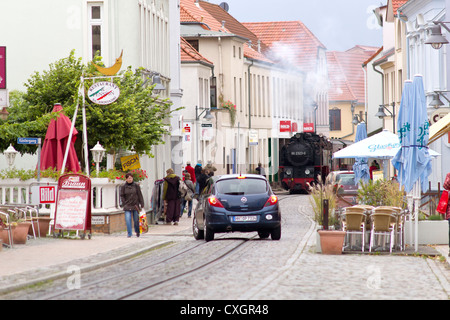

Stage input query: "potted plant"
[
  {"left": 0, "top": 210, "right": 31, "bottom": 245},
  {"left": 307, "top": 174, "right": 346, "bottom": 254},
  {"left": 356, "top": 178, "right": 405, "bottom": 207},
  {"left": 220, "top": 100, "right": 237, "bottom": 127}
]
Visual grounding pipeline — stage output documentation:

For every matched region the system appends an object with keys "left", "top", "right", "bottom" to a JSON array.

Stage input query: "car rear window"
[
  {"left": 337, "top": 174, "right": 355, "bottom": 185},
  {"left": 216, "top": 178, "right": 267, "bottom": 195}
]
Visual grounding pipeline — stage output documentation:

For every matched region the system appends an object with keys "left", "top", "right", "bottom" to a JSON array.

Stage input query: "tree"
[{"left": 0, "top": 50, "right": 174, "bottom": 168}]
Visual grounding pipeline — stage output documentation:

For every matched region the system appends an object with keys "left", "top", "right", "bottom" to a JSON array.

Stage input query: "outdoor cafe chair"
[
  {"left": 369, "top": 208, "right": 396, "bottom": 253},
  {"left": 375, "top": 206, "right": 406, "bottom": 251},
  {"left": 0, "top": 210, "right": 13, "bottom": 248},
  {"left": 342, "top": 208, "right": 366, "bottom": 252}
]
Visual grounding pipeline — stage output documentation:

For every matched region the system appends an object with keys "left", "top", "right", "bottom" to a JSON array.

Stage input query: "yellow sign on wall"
[{"left": 121, "top": 154, "right": 141, "bottom": 171}]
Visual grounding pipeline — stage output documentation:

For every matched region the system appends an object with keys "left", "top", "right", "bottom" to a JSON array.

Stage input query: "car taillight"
[
  {"left": 264, "top": 195, "right": 278, "bottom": 207},
  {"left": 208, "top": 196, "right": 224, "bottom": 208}
]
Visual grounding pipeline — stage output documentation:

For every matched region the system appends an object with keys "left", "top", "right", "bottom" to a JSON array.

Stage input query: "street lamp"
[
  {"left": 152, "top": 73, "right": 166, "bottom": 93},
  {"left": 90, "top": 141, "right": 105, "bottom": 177},
  {"left": 352, "top": 114, "right": 364, "bottom": 125},
  {"left": 375, "top": 103, "right": 396, "bottom": 133},
  {"left": 425, "top": 22, "right": 450, "bottom": 49},
  {"left": 195, "top": 106, "right": 214, "bottom": 120},
  {"left": 429, "top": 93, "right": 445, "bottom": 108},
  {"left": 0, "top": 107, "right": 9, "bottom": 121},
  {"left": 4, "top": 144, "right": 18, "bottom": 168}
]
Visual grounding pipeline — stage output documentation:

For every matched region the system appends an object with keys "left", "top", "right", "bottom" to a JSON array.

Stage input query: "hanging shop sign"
[
  {"left": 0, "top": 47, "right": 6, "bottom": 89},
  {"left": 121, "top": 154, "right": 141, "bottom": 171},
  {"left": 303, "top": 123, "right": 314, "bottom": 133},
  {"left": 280, "top": 120, "right": 291, "bottom": 133},
  {"left": 88, "top": 81, "right": 120, "bottom": 105}
]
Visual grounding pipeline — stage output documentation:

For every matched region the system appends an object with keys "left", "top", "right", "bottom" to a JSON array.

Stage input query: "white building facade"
[
  {"left": 0, "top": 0, "right": 182, "bottom": 208},
  {"left": 400, "top": 0, "right": 450, "bottom": 187}
]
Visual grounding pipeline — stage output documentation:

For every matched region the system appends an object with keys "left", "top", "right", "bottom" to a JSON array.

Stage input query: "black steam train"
[{"left": 279, "top": 132, "right": 333, "bottom": 193}]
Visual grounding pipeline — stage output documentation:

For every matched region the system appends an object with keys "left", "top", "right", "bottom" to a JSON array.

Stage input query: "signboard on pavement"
[{"left": 54, "top": 174, "right": 91, "bottom": 231}]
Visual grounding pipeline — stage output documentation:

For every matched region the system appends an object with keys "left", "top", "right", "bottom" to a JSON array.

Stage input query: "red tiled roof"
[
  {"left": 198, "top": 0, "right": 266, "bottom": 52},
  {"left": 181, "top": 0, "right": 273, "bottom": 64},
  {"left": 327, "top": 46, "right": 380, "bottom": 103},
  {"left": 180, "top": 0, "right": 229, "bottom": 32},
  {"left": 180, "top": 37, "right": 214, "bottom": 66},
  {"left": 392, "top": 0, "right": 409, "bottom": 15},
  {"left": 243, "top": 21, "right": 325, "bottom": 73},
  {"left": 327, "top": 52, "right": 356, "bottom": 102}
]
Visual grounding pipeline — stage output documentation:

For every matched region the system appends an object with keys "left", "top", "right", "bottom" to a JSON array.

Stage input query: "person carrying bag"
[
  {"left": 180, "top": 172, "right": 195, "bottom": 218},
  {"left": 120, "top": 172, "right": 145, "bottom": 238},
  {"left": 442, "top": 173, "right": 450, "bottom": 257}
]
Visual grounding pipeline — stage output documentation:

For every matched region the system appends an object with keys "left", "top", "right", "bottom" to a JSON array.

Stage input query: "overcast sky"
[{"left": 212, "top": 0, "right": 385, "bottom": 51}]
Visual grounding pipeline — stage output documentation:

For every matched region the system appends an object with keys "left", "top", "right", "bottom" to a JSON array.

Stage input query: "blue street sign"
[{"left": 17, "top": 137, "right": 40, "bottom": 145}]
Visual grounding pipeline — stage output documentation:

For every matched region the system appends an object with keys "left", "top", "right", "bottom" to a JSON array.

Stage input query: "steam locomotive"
[{"left": 279, "top": 132, "right": 333, "bottom": 193}]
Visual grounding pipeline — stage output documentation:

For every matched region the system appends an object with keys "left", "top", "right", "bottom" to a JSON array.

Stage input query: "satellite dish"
[{"left": 219, "top": 2, "right": 229, "bottom": 12}]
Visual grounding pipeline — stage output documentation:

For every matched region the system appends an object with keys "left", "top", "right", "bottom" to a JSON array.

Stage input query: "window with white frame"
[{"left": 88, "top": 2, "right": 104, "bottom": 60}]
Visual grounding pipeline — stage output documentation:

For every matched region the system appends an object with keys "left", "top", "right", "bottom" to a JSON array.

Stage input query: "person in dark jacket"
[
  {"left": 196, "top": 168, "right": 210, "bottom": 194},
  {"left": 120, "top": 172, "right": 145, "bottom": 238},
  {"left": 194, "top": 161, "right": 203, "bottom": 194},
  {"left": 163, "top": 168, "right": 181, "bottom": 225}
]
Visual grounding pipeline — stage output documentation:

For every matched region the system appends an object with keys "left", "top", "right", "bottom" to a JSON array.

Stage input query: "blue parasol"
[
  {"left": 392, "top": 75, "right": 432, "bottom": 193},
  {"left": 392, "top": 75, "right": 432, "bottom": 252},
  {"left": 352, "top": 122, "right": 370, "bottom": 185}
]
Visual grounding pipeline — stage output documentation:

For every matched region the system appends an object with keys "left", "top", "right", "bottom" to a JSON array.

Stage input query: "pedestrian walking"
[
  {"left": 197, "top": 168, "right": 210, "bottom": 194},
  {"left": 205, "top": 161, "right": 217, "bottom": 176},
  {"left": 180, "top": 172, "right": 195, "bottom": 218},
  {"left": 120, "top": 172, "right": 145, "bottom": 238},
  {"left": 194, "top": 160, "right": 203, "bottom": 194},
  {"left": 255, "top": 162, "right": 266, "bottom": 177},
  {"left": 184, "top": 161, "right": 196, "bottom": 184},
  {"left": 444, "top": 172, "right": 450, "bottom": 256},
  {"left": 163, "top": 168, "right": 181, "bottom": 225}
]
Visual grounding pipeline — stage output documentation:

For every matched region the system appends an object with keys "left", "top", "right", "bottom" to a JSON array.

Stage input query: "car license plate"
[{"left": 233, "top": 215, "right": 257, "bottom": 222}]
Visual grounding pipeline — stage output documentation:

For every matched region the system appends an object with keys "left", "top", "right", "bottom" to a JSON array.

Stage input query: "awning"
[{"left": 429, "top": 112, "right": 450, "bottom": 144}]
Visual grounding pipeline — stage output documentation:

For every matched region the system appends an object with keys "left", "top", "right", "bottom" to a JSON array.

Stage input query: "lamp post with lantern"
[
  {"left": 4, "top": 144, "right": 18, "bottom": 169},
  {"left": 90, "top": 141, "right": 105, "bottom": 177}
]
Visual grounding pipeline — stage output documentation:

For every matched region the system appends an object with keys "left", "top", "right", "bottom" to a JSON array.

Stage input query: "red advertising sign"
[
  {"left": 0, "top": 47, "right": 5, "bottom": 89},
  {"left": 280, "top": 120, "right": 291, "bottom": 132},
  {"left": 54, "top": 174, "right": 91, "bottom": 231},
  {"left": 303, "top": 123, "right": 315, "bottom": 133},
  {"left": 40, "top": 186, "right": 56, "bottom": 204}
]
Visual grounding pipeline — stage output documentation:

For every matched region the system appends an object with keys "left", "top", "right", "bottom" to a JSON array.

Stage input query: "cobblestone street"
[{"left": 0, "top": 194, "right": 448, "bottom": 300}]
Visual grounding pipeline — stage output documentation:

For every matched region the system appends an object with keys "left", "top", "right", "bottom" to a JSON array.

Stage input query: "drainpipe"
[
  {"left": 373, "top": 63, "right": 384, "bottom": 104},
  {"left": 248, "top": 59, "right": 254, "bottom": 171},
  {"left": 340, "top": 101, "right": 357, "bottom": 139},
  {"left": 248, "top": 59, "right": 254, "bottom": 129},
  {"left": 397, "top": 11, "right": 410, "bottom": 79}
]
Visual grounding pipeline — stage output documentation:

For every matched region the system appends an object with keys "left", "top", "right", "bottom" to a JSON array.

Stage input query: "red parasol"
[{"left": 40, "top": 103, "right": 81, "bottom": 173}]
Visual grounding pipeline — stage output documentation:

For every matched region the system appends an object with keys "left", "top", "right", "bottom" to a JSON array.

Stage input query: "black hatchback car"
[{"left": 192, "top": 174, "right": 281, "bottom": 242}]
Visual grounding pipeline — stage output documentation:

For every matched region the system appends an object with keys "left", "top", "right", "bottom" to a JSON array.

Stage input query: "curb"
[{"left": 0, "top": 240, "right": 172, "bottom": 295}]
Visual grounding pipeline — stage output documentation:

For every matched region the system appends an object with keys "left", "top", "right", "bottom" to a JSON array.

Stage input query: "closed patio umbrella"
[
  {"left": 40, "top": 103, "right": 81, "bottom": 173},
  {"left": 392, "top": 75, "right": 432, "bottom": 252},
  {"left": 352, "top": 122, "right": 370, "bottom": 185}
]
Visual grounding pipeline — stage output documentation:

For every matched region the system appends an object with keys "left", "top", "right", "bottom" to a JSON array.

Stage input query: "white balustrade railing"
[{"left": 0, "top": 178, "right": 122, "bottom": 214}]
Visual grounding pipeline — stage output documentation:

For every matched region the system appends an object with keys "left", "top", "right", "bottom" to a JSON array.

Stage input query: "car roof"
[
  {"left": 331, "top": 171, "right": 354, "bottom": 175},
  {"left": 215, "top": 174, "right": 267, "bottom": 182}
]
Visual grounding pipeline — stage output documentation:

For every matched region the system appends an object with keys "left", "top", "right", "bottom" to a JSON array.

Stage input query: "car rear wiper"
[{"left": 224, "top": 192, "right": 245, "bottom": 195}]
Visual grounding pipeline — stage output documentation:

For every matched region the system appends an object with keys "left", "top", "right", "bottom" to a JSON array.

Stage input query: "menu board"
[
  {"left": 54, "top": 189, "right": 89, "bottom": 230},
  {"left": 54, "top": 174, "right": 91, "bottom": 232}
]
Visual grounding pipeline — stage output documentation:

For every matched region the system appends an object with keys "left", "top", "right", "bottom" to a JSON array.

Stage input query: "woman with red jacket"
[{"left": 444, "top": 173, "right": 450, "bottom": 257}]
